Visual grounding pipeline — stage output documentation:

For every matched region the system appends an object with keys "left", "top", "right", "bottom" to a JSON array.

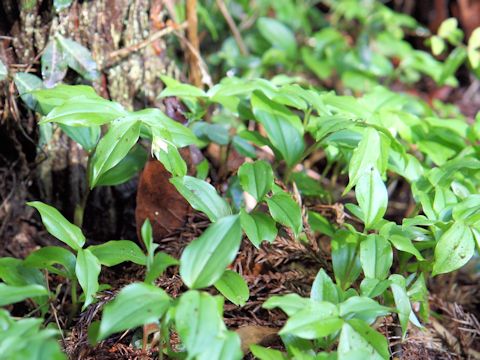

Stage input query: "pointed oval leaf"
[
  {"left": 27, "top": 201, "right": 85, "bottom": 250},
  {"left": 0, "top": 284, "right": 49, "bottom": 306},
  {"left": 88, "top": 240, "right": 147, "bottom": 266},
  {"left": 144, "top": 252, "right": 179, "bottom": 283},
  {"left": 356, "top": 167, "right": 388, "bottom": 229},
  {"left": 56, "top": 34, "right": 98, "bottom": 80},
  {"left": 214, "top": 270, "right": 249, "bottom": 306},
  {"left": 338, "top": 319, "right": 389, "bottom": 360},
  {"left": 75, "top": 249, "right": 101, "bottom": 310},
  {"left": 89, "top": 119, "right": 141, "bottom": 188},
  {"left": 171, "top": 176, "right": 231, "bottom": 222},
  {"left": 41, "top": 40, "right": 67, "bottom": 87},
  {"left": 360, "top": 235, "right": 392, "bottom": 280},
  {"left": 98, "top": 282, "right": 170, "bottom": 340},
  {"left": 180, "top": 215, "right": 242, "bottom": 289},
  {"left": 238, "top": 160, "right": 274, "bottom": 202},
  {"left": 257, "top": 17, "right": 297, "bottom": 58},
  {"left": 266, "top": 192, "right": 303, "bottom": 236},
  {"left": 311, "top": 268, "right": 339, "bottom": 304},
  {"left": 240, "top": 209, "right": 277, "bottom": 248},
  {"left": 433, "top": 222, "right": 475, "bottom": 275},
  {"left": 24, "top": 246, "right": 76, "bottom": 279}
]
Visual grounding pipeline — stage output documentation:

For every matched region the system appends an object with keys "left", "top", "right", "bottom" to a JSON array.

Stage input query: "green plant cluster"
[{"left": 1, "top": 0, "right": 480, "bottom": 359}]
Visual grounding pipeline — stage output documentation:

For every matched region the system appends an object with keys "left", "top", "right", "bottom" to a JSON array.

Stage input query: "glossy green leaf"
[
  {"left": 238, "top": 160, "right": 274, "bottom": 202},
  {"left": 339, "top": 296, "right": 390, "bottom": 323},
  {"left": 32, "top": 84, "right": 101, "bottom": 114},
  {"left": 311, "top": 268, "right": 339, "bottom": 304},
  {"left": 144, "top": 252, "right": 179, "bottom": 283},
  {"left": 97, "top": 282, "right": 170, "bottom": 340},
  {"left": 141, "top": 219, "right": 158, "bottom": 268},
  {"left": 95, "top": 144, "right": 147, "bottom": 186},
  {"left": 360, "top": 235, "right": 392, "bottom": 280},
  {"left": 24, "top": 246, "right": 76, "bottom": 279},
  {"left": 251, "top": 92, "right": 305, "bottom": 168},
  {"left": 180, "top": 215, "right": 242, "bottom": 289},
  {"left": 88, "top": 240, "right": 146, "bottom": 266},
  {"left": 433, "top": 222, "right": 475, "bottom": 275},
  {"left": 56, "top": 34, "right": 98, "bottom": 80},
  {"left": 214, "top": 270, "right": 249, "bottom": 306},
  {"left": 89, "top": 119, "right": 141, "bottom": 188},
  {"left": 0, "top": 284, "right": 48, "bottom": 306},
  {"left": 389, "top": 275, "right": 413, "bottom": 338},
  {"left": 338, "top": 319, "right": 389, "bottom": 360},
  {"left": 27, "top": 201, "right": 85, "bottom": 250},
  {"left": 332, "top": 230, "right": 362, "bottom": 290},
  {"left": 279, "top": 301, "right": 343, "bottom": 339},
  {"left": 75, "top": 249, "right": 101, "bottom": 310},
  {"left": 159, "top": 75, "right": 207, "bottom": 98},
  {"left": 0, "top": 258, "right": 45, "bottom": 287},
  {"left": 250, "top": 345, "right": 287, "bottom": 360},
  {"left": 152, "top": 136, "right": 187, "bottom": 177},
  {"left": 263, "top": 293, "right": 312, "bottom": 316},
  {"left": 59, "top": 124, "right": 100, "bottom": 152},
  {"left": 175, "top": 291, "right": 223, "bottom": 357},
  {"left": 197, "top": 330, "right": 243, "bottom": 360},
  {"left": 240, "top": 209, "right": 277, "bottom": 248},
  {"left": 389, "top": 234, "right": 424, "bottom": 260},
  {"left": 266, "top": 192, "right": 303, "bottom": 237},
  {"left": 360, "top": 278, "right": 391, "bottom": 298},
  {"left": 171, "top": 176, "right": 231, "bottom": 222},
  {"left": 356, "top": 167, "right": 388, "bottom": 229},
  {"left": 257, "top": 17, "right": 297, "bottom": 58}
]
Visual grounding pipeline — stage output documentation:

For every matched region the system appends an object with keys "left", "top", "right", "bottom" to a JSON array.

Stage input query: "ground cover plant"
[{"left": 0, "top": 0, "right": 479, "bottom": 359}]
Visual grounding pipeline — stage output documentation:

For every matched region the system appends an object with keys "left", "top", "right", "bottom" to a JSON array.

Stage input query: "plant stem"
[{"left": 74, "top": 187, "right": 91, "bottom": 227}]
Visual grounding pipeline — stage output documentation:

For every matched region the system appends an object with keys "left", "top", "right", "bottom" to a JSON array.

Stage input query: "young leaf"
[
  {"left": 144, "top": 252, "right": 179, "bottom": 283},
  {"left": 214, "top": 270, "right": 249, "bottom": 306},
  {"left": 75, "top": 249, "right": 101, "bottom": 310},
  {"left": 0, "top": 284, "right": 49, "bottom": 306},
  {"left": 345, "top": 128, "right": 381, "bottom": 193},
  {"left": 88, "top": 240, "right": 147, "bottom": 266},
  {"left": 356, "top": 167, "right": 388, "bottom": 229},
  {"left": 360, "top": 235, "right": 392, "bottom": 280},
  {"left": 171, "top": 176, "right": 231, "bottom": 222},
  {"left": 24, "top": 246, "right": 76, "bottom": 279},
  {"left": 266, "top": 192, "right": 303, "bottom": 237},
  {"left": 240, "top": 209, "right": 277, "bottom": 248},
  {"left": 338, "top": 319, "right": 389, "bottom": 360},
  {"left": 41, "top": 40, "right": 67, "bottom": 87},
  {"left": 56, "top": 34, "right": 99, "bottom": 80},
  {"left": 433, "top": 222, "right": 475, "bottom": 275},
  {"left": 175, "top": 291, "right": 224, "bottom": 357},
  {"left": 251, "top": 92, "right": 305, "bottom": 168},
  {"left": 27, "top": 201, "right": 85, "bottom": 250},
  {"left": 180, "top": 215, "right": 242, "bottom": 289},
  {"left": 89, "top": 119, "right": 141, "bottom": 188},
  {"left": 279, "top": 301, "right": 343, "bottom": 339},
  {"left": 311, "top": 268, "right": 339, "bottom": 304},
  {"left": 257, "top": 18, "right": 297, "bottom": 58},
  {"left": 141, "top": 219, "right": 158, "bottom": 269},
  {"left": 97, "top": 283, "right": 170, "bottom": 341},
  {"left": 238, "top": 160, "right": 274, "bottom": 202}
]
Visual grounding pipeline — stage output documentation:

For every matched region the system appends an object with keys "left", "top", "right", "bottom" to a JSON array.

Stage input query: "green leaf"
[
  {"left": 27, "top": 201, "right": 85, "bottom": 250},
  {"left": 311, "top": 268, "right": 339, "bottom": 304},
  {"left": 431, "top": 35, "right": 445, "bottom": 56},
  {"left": 389, "top": 275, "right": 413, "bottom": 338},
  {"left": 279, "top": 301, "right": 343, "bottom": 339},
  {"left": 360, "top": 278, "right": 391, "bottom": 298},
  {"left": 345, "top": 128, "right": 382, "bottom": 193},
  {"left": 250, "top": 345, "right": 287, "bottom": 360},
  {"left": 389, "top": 234, "right": 424, "bottom": 260},
  {"left": 240, "top": 209, "right": 277, "bottom": 248},
  {"left": 197, "top": 330, "right": 243, "bottom": 360},
  {"left": 180, "top": 215, "right": 242, "bottom": 289},
  {"left": 468, "top": 28, "right": 480, "bottom": 68},
  {"left": 338, "top": 319, "right": 389, "bottom": 360},
  {"left": 332, "top": 230, "right": 362, "bottom": 290},
  {"left": 97, "top": 282, "right": 170, "bottom": 340},
  {"left": 59, "top": 124, "right": 100, "bottom": 152},
  {"left": 88, "top": 240, "right": 147, "bottom": 266},
  {"left": 152, "top": 136, "right": 187, "bottom": 177},
  {"left": 251, "top": 92, "right": 305, "bottom": 168},
  {"left": 439, "top": 47, "right": 467, "bottom": 84},
  {"left": 95, "top": 144, "right": 147, "bottom": 186},
  {"left": 0, "top": 257, "right": 45, "bottom": 287},
  {"left": 263, "top": 293, "right": 312, "bottom": 316},
  {"left": 360, "top": 235, "right": 392, "bottom": 280},
  {"left": 257, "top": 17, "right": 297, "bottom": 58},
  {"left": 89, "top": 119, "right": 141, "bottom": 188},
  {"left": 75, "top": 249, "right": 101, "bottom": 310},
  {"left": 214, "top": 270, "right": 249, "bottom": 306},
  {"left": 0, "top": 284, "right": 48, "bottom": 306},
  {"left": 24, "top": 246, "right": 76, "bottom": 279},
  {"left": 144, "top": 252, "right": 179, "bottom": 283},
  {"left": 55, "top": 34, "right": 98, "bottom": 80},
  {"left": 175, "top": 291, "right": 224, "bottom": 357},
  {"left": 41, "top": 40, "right": 67, "bottom": 87},
  {"left": 14, "top": 72, "right": 44, "bottom": 111},
  {"left": 159, "top": 75, "right": 207, "bottom": 98},
  {"left": 356, "top": 167, "right": 388, "bottom": 229},
  {"left": 238, "top": 160, "right": 274, "bottom": 202},
  {"left": 339, "top": 296, "right": 390, "bottom": 323},
  {"left": 171, "top": 176, "right": 231, "bottom": 222},
  {"left": 141, "top": 219, "right": 158, "bottom": 269},
  {"left": 433, "top": 222, "right": 475, "bottom": 275},
  {"left": 266, "top": 192, "right": 303, "bottom": 237}
]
